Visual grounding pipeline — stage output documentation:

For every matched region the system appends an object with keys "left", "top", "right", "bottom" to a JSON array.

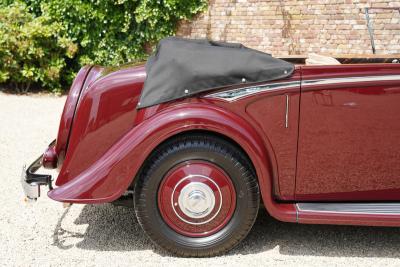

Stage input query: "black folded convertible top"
[{"left": 138, "top": 37, "right": 294, "bottom": 108}]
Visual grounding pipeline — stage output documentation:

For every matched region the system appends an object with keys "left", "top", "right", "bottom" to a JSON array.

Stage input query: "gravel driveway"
[{"left": 1, "top": 92, "right": 400, "bottom": 266}]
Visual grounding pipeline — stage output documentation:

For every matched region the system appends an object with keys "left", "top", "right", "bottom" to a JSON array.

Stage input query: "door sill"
[{"left": 296, "top": 202, "right": 400, "bottom": 227}]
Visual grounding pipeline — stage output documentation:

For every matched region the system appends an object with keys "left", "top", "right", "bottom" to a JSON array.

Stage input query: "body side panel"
[{"left": 297, "top": 64, "right": 400, "bottom": 201}]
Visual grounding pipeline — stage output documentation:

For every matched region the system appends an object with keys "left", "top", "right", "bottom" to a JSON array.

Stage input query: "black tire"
[{"left": 134, "top": 133, "right": 260, "bottom": 257}]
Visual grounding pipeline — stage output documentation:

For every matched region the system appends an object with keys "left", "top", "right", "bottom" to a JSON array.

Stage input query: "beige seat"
[{"left": 306, "top": 53, "right": 341, "bottom": 65}]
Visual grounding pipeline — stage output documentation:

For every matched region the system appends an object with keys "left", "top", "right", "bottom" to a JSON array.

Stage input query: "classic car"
[{"left": 22, "top": 37, "right": 400, "bottom": 257}]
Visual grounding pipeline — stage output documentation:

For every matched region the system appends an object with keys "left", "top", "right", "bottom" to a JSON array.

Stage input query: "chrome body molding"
[
  {"left": 204, "top": 75, "right": 400, "bottom": 102},
  {"left": 302, "top": 74, "right": 400, "bottom": 87},
  {"left": 297, "top": 203, "right": 400, "bottom": 215},
  {"left": 204, "top": 81, "right": 300, "bottom": 102}
]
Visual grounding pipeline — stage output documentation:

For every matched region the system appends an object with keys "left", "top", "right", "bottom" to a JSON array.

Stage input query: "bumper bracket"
[{"left": 21, "top": 142, "right": 54, "bottom": 201}]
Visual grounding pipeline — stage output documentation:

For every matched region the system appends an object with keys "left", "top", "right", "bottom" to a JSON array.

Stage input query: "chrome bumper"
[{"left": 21, "top": 142, "right": 54, "bottom": 201}]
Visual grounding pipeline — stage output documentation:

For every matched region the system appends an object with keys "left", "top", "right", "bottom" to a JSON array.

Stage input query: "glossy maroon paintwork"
[
  {"left": 296, "top": 64, "right": 400, "bottom": 201},
  {"left": 54, "top": 62, "right": 146, "bottom": 187},
  {"left": 48, "top": 97, "right": 298, "bottom": 223},
  {"left": 55, "top": 65, "right": 91, "bottom": 161},
  {"left": 245, "top": 74, "right": 300, "bottom": 200},
  {"left": 158, "top": 161, "right": 236, "bottom": 237},
  {"left": 46, "top": 61, "right": 400, "bottom": 227},
  {"left": 42, "top": 146, "right": 57, "bottom": 169}
]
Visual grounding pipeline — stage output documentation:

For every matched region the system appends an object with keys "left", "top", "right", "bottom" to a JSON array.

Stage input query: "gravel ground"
[{"left": 1, "top": 92, "right": 400, "bottom": 266}]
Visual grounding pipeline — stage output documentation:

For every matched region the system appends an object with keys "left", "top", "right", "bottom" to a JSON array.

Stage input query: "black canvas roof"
[{"left": 138, "top": 37, "right": 294, "bottom": 108}]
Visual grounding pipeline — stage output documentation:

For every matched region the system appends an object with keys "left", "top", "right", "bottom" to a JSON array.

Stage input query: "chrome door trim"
[
  {"left": 285, "top": 94, "right": 289, "bottom": 128},
  {"left": 302, "top": 74, "right": 400, "bottom": 87},
  {"left": 204, "top": 81, "right": 300, "bottom": 102},
  {"left": 204, "top": 75, "right": 400, "bottom": 102}
]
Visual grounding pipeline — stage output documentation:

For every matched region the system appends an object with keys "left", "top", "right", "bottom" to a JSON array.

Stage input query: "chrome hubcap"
[
  {"left": 178, "top": 182, "right": 216, "bottom": 219},
  {"left": 158, "top": 161, "right": 236, "bottom": 236}
]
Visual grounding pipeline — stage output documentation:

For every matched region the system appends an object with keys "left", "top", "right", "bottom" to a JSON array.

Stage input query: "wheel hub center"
[{"left": 178, "top": 182, "right": 215, "bottom": 219}]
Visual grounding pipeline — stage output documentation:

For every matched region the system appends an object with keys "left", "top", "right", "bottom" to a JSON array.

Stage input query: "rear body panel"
[
  {"left": 55, "top": 66, "right": 92, "bottom": 162},
  {"left": 54, "top": 63, "right": 146, "bottom": 187},
  {"left": 48, "top": 66, "right": 302, "bottom": 223}
]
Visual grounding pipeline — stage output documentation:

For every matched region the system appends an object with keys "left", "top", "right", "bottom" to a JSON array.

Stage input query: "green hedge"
[
  {"left": 0, "top": 2, "right": 77, "bottom": 92},
  {"left": 0, "top": 0, "right": 207, "bottom": 92}
]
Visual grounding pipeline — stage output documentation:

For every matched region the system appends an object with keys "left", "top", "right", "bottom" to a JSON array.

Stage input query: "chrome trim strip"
[
  {"left": 285, "top": 94, "right": 289, "bottom": 128},
  {"left": 204, "top": 81, "right": 300, "bottom": 102},
  {"left": 297, "top": 203, "right": 400, "bottom": 215},
  {"left": 302, "top": 74, "right": 400, "bottom": 87},
  {"left": 204, "top": 75, "right": 400, "bottom": 102}
]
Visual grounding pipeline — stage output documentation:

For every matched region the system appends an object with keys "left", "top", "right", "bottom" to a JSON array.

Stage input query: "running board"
[
  {"left": 297, "top": 203, "right": 400, "bottom": 214},
  {"left": 296, "top": 203, "right": 400, "bottom": 227}
]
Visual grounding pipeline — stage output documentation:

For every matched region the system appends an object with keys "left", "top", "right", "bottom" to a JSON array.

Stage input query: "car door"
[{"left": 296, "top": 64, "right": 400, "bottom": 201}]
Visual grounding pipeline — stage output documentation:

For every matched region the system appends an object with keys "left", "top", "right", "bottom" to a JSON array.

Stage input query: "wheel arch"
[{"left": 134, "top": 129, "right": 257, "bottom": 179}]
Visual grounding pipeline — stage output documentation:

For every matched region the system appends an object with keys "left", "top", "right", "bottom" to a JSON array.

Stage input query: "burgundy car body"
[{"left": 37, "top": 61, "right": 400, "bottom": 227}]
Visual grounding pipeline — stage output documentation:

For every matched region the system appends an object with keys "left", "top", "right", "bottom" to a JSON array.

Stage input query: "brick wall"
[{"left": 177, "top": 0, "right": 400, "bottom": 56}]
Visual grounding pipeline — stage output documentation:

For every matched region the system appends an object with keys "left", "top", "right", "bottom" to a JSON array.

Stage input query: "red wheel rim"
[{"left": 158, "top": 161, "right": 236, "bottom": 237}]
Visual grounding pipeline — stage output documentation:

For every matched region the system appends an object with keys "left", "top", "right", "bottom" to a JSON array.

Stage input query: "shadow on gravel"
[
  {"left": 53, "top": 204, "right": 167, "bottom": 254},
  {"left": 233, "top": 208, "right": 400, "bottom": 258},
  {"left": 52, "top": 206, "right": 84, "bottom": 250},
  {"left": 54, "top": 204, "right": 400, "bottom": 257}
]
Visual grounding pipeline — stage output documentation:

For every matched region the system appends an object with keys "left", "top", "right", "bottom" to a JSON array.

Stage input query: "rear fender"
[{"left": 48, "top": 103, "right": 296, "bottom": 222}]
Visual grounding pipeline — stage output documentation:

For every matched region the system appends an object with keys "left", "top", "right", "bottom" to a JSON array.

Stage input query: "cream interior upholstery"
[{"left": 306, "top": 53, "right": 341, "bottom": 65}]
